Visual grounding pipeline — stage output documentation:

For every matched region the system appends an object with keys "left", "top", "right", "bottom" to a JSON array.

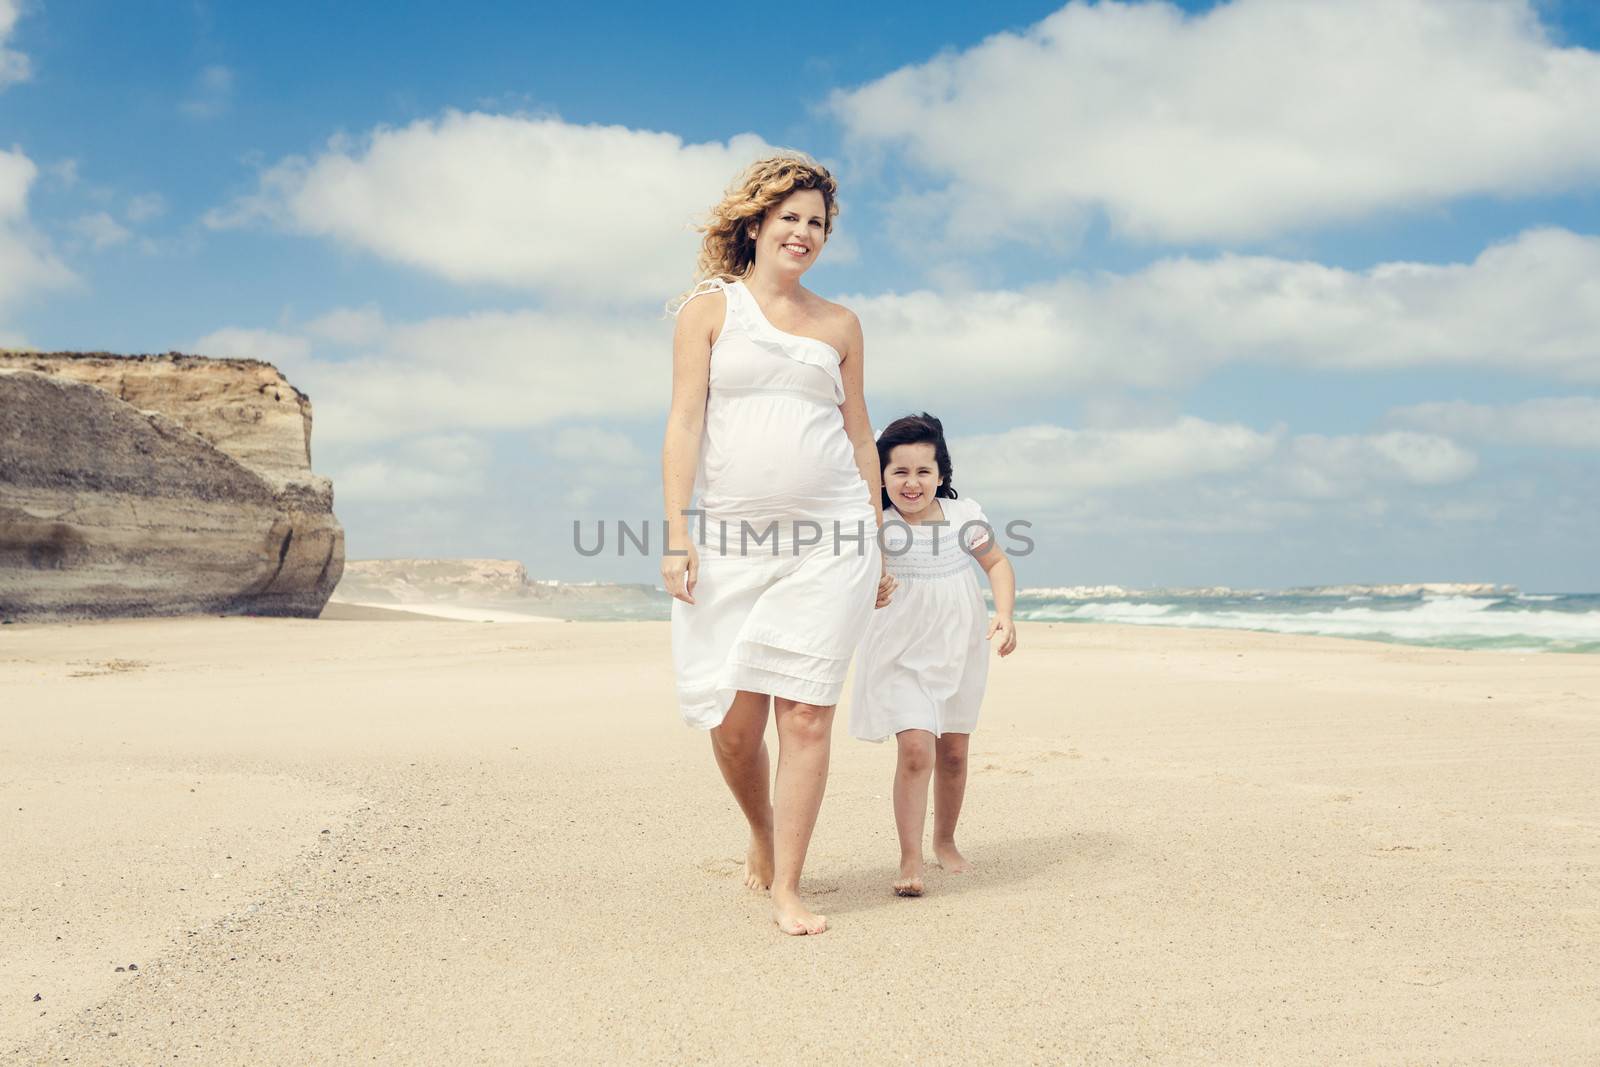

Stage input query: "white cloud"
[
  {"left": 947, "top": 419, "right": 1475, "bottom": 514},
  {"left": 45, "top": 159, "right": 79, "bottom": 188},
  {"left": 854, "top": 228, "right": 1600, "bottom": 399},
  {"left": 0, "top": 0, "right": 31, "bottom": 89},
  {"left": 181, "top": 64, "right": 234, "bottom": 119},
  {"left": 830, "top": 0, "right": 1600, "bottom": 245},
  {"left": 304, "top": 305, "right": 386, "bottom": 347},
  {"left": 1282, "top": 431, "right": 1478, "bottom": 499},
  {"left": 194, "top": 304, "right": 671, "bottom": 444},
  {"left": 329, "top": 434, "right": 492, "bottom": 503},
  {"left": 207, "top": 111, "right": 777, "bottom": 304},
  {"left": 125, "top": 192, "right": 167, "bottom": 222},
  {"left": 538, "top": 425, "right": 652, "bottom": 512},
  {"left": 0, "top": 147, "right": 33, "bottom": 221},
  {"left": 0, "top": 148, "right": 74, "bottom": 315},
  {"left": 546, "top": 426, "right": 649, "bottom": 468},
  {"left": 192, "top": 326, "right": 313, "bottom": 371},
  {"left": 1389, "top": 396, "right": 1600, "bottom": 449},
  {"left": 952, "top": 417, "right": 1281, "bottom": 506},
  {"left": 68, "top": 211, "right": 132, "bottom": 250},
  {"left": 1421, "top": 498, "right": 1504, "bottom": 525}
]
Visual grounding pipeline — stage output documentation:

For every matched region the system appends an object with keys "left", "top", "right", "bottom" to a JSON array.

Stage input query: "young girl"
[{"left": 850, "top": 413, "right": 1017, "bottom": 896}]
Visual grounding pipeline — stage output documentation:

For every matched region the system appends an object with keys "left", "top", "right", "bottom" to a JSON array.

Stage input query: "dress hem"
[{"left": 678, "top": 673, "right": 849, "bottom": 731}]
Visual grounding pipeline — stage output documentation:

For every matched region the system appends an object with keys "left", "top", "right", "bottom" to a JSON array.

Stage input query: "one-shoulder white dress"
[
  {"left": 671, "top": 278, "right": 880, "bottom": 729},
  {"left": 849, "top": 496, "right": 993, "bottom": 741}
]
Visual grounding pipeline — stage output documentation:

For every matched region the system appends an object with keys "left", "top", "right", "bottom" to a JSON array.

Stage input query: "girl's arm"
[
  {"left": 836, "top": 310, "right": 896, "bottom": 608},
  {"left": 660, "top": 292, "right": 718, "bottom": 604},
  {"left": 973, "top": 537, "right": 1018, "bottom": 656}
]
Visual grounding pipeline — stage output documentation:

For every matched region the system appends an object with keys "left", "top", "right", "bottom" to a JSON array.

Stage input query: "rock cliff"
[{"left": 0, "top": 351, "right": 344, "bottom": 621}]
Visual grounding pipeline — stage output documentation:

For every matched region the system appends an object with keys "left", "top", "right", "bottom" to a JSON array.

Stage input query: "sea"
[
  {"left": 1009, "top": 590, "right": 1600, "bottom": 654},
  {"left": 345, "top": 574, "right": 1600, "bottom": 655}
]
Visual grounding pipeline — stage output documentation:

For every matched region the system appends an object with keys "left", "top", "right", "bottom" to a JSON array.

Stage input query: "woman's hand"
[
  {"left": 875, "top": 564, "right": 897, "bottom": 608},
  {"left": 661, "top": 540, "right": 699, "bottom": 605},
  {"left": 987, "top": 614, "right": 1017, "bottom": 657}
]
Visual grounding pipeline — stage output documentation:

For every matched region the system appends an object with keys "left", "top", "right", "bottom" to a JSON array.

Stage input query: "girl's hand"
[
  {"left": 661, "top": 540, "right": 699, "bottom": 605},
  {"left": 875, "top": 567, "right": 897, "bottom": 608},
  {"left": 987, "top": 615, "right": 1017, "bottom": 657}
]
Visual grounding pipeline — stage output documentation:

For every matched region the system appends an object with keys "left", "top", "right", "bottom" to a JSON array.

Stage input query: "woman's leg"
[
  {"left": 769, "top": 697, "right": 835, "bottom": 935},
  {"left": 709, "top": 690, "right": 774, "bottom": 890},
  {"left": 932, "top": 732, "right": 971, "bottom": 872},
  {"left": 892, "top": 729, "right": 936, "bottom": 896}
]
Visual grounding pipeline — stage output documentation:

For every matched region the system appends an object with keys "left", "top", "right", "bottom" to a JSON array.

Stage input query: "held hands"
[
  {"left": 987, "top": 614, "right": 1018, "bottom": 657},
  {"left": 661, "top": 541, "right": 699, "bottom": 605},
  {"left": 875, "top": 565, "right": 898, "bottom": 609}
]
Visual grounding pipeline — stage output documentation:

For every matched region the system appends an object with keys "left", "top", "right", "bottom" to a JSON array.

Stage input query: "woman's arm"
[
  {"left": 974, "top": 537, "right": 1018, "bottom": 656},
  {"left": 660, "top": 293, "right": 719, "bottom": 604},
  {"left": 836, "top": 310, "right": 881, "bottom": 527},
  {"left": 836, "top": 310, "right": 896, "bottom": 608}
]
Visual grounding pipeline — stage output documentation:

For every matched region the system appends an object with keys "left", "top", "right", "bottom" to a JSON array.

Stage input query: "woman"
[{"left": 661, "top": 154, "right": 891, "bottom": 936}]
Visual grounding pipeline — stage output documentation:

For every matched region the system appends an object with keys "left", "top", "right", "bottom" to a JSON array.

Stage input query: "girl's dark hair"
[{"left": 876, "top": 412, "right": 957, "bottom": 511}]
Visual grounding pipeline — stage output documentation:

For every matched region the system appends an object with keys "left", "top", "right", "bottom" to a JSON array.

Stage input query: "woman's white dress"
[
  {"left": 849, "top": 496, "right": 992, "bottom": 741},
  {"left": 671, "top": 278, "right": 880, "bottom": 729}
]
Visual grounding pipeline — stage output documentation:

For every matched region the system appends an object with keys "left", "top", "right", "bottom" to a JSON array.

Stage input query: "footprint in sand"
[
  {"left": 698, "top": 859, "right": 837, "bottom": 895},
  {"left": 1208, "top": 772, "right": 1251, "bottom": 786},
  {"left": 978, "top": 763, "right": 1033, "bottom": 777},
  {"left": 1398, "top": 969, "right": 1457, "bottom": 989},
  {"left": 68, "top": 659, "right": 150, "bottom": 678}
]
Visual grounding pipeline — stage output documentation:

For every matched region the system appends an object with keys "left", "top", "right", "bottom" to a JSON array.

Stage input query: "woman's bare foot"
[
  {"left": 771, "top": 888, "right": 828, "bottom": 935},
  {"left": 893, "top": 857, "right": 925, "bottom": 897},
  {"left": 743, "top": 833, "right": 775, "bottom": 891},
  {"left": 933, "top": 839, "right": 969, "bottom": 873}
]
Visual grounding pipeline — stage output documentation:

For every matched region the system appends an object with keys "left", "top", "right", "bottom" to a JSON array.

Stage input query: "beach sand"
[{"left": 3, "top": 617, "right": 1598, "bottom": 1064}]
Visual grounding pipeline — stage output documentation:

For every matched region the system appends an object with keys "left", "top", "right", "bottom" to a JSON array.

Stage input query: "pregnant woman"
[{"left": 662, "top": 154, "right": 889, "bottom": 935}]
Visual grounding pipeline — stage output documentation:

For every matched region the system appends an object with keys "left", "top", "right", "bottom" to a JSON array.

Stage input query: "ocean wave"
[
  {"left": 1015, "top": 593, "right": 1600, "bottom": 653},
  {"left": 1054, "top": 601, "right": 1175, "bottom": 619}
]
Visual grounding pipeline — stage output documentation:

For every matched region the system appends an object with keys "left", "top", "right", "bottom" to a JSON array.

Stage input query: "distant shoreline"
[{"left": 322, "top": 599, "right": 562, "bottom": 624}]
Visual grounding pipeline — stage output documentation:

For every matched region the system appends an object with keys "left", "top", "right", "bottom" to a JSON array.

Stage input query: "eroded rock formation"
[{"left": 0, "top": 351, "right": 344, "bottom": 621}]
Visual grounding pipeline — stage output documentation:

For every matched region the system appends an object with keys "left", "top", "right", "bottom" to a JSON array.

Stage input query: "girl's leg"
[
  {"left": 709, "top": 690, "right": 774, "bottom": 890},
  {"left": 769, "top": 697, "right": 836, "bottom": 935},
  {"left": 932, "top": 732, "right": 971, "bottom": 872},
  {"left": 892, "top": 729, "right": 936, "bottom": 896}
]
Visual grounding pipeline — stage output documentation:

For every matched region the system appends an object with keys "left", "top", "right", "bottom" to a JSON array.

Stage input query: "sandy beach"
[{"left": 3, "top": 617, "right": 1598, "bottom": 1064}]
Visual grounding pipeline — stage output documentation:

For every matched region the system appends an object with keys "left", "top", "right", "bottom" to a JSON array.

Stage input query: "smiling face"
[
  {"left": 750, "top": 188, "right": 828, "bottom": 277},
  {"left": 883, "top": 442, "right": 942, "bottom": 520}
]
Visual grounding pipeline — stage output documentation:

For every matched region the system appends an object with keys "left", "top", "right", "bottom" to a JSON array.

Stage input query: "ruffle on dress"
[{"left": 678, "top": 276, "right": 846, "bottom": 405}]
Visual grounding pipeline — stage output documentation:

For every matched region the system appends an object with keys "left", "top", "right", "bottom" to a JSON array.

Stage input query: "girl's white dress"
[
  {"left": 850, "top": 496, "right": 992, "bottom": 741},
  {"left": 671, "top": 278, "right": 880, "bottom": 729}
]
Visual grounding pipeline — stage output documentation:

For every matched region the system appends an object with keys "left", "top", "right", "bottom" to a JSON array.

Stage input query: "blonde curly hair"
[{"left": 673, "top": 153, "right": 839, "bottom": 308}]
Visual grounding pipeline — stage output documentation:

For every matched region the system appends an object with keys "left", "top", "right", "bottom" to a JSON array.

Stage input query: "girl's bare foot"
[
  {"left": 933, "top": 839, "right": 969, "bottom": 873},
  {"left": 771, "top": 888, "right": 828, "bottom": 935},
  {"left": 893, "top": 857, "right": 924, "bottom": 897},
  {"left": 744, "top": 833, "right": 775, "bottom": 891}
]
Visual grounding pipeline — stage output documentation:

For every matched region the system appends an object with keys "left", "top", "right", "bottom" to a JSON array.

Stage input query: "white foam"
[
  {"left": 1058, "top": 601, "right": 1175, "bottom": 619},
  {"left": 1024, "top": 594, "right": 1600, "bottom": 646}
]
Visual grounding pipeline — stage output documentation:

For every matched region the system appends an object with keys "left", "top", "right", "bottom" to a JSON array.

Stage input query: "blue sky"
[{"left": 3, "top": 0, "right": 1598, "bottom": 590}]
